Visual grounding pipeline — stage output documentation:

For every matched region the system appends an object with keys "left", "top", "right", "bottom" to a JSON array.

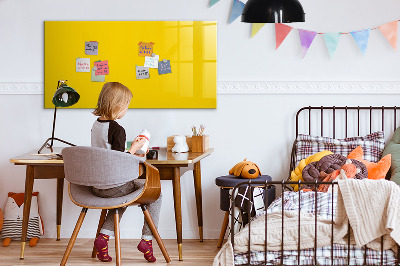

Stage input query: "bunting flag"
[
  {"left": 275, "top": 23, "right": 293, "bottom": 49},
  {"left": 298, "top": 29, "right": 317, "bottom": 58},
  {"left": 251, "top": 23, "right": 266, "bottom": 38},
  {"left": 323, "top": 33, "right": 341, "bottom": 58},
  {"left": 351, "top": 29, "right": 370, "bottom": 55},
  {"left": 209, "top": 0, "right": 220, "bottom": 7},
  {"left": 229, "top": 0, "right": 245, "bottom": 24},
  {"left": 378, "top": 21, "right": 398, "bottom": 50}
]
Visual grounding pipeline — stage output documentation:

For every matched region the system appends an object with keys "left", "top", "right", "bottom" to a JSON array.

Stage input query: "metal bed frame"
[{"left": 230, "top": 106, "right": 400, "bottom": 266}]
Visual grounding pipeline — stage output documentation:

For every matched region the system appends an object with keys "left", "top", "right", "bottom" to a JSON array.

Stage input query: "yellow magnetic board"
[{"left": 44, "top": 21, "right": 217, "bottom": 109}]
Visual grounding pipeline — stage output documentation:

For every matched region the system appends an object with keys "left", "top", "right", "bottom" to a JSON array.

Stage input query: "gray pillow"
[{"left": 382, "top": 126, "right": 400, "bottom": 184}]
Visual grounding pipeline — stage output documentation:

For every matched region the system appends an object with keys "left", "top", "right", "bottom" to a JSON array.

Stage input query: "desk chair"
[{"left": 60, "top": 146, "right": 171, "bottom": 265}]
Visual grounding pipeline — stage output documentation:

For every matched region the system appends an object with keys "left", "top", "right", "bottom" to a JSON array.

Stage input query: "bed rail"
[{"left": 230, "top": 180, "right": 400, "bottom": 266}]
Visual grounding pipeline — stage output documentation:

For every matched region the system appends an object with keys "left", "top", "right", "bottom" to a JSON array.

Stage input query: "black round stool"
[{"left": 215, "top": 175, "right": 275, "bottom": 248}]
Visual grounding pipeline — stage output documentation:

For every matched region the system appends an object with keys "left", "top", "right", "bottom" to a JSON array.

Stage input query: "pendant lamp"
[
  {"left": 38, "top": 80, "right": 80, "bottom": 154},
  {"left": 241, "top": 0, "right": 305, "bottom": 23}
]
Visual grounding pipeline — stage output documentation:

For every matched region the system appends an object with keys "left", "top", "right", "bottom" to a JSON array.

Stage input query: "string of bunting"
[{"left": 209, "top": 0, "right": 399, "bottom": 58}]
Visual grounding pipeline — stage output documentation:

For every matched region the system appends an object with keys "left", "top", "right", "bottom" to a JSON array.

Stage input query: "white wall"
[{"left": 1, "top": 0, "right": 400, "bottom": 240}]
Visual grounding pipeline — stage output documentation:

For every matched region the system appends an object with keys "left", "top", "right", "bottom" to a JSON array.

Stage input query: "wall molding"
[{"left": 1, "top": 81, "right": 400, "bottom": 95}]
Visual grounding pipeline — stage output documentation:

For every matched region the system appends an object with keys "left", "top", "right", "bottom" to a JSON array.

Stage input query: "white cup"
[{"left": 135, "top": 129, "right": 150, "bottom": 154}]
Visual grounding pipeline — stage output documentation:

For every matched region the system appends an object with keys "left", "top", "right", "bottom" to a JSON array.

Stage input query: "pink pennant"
[
  {"left": 298, "top": 29, "right": 317, "bottom": 58},
  {"left": 378, "top": 21, "right": 398, "bottom": 50},
  {"left": 275, "top": 24, "right": 293, "bottom": 49}
]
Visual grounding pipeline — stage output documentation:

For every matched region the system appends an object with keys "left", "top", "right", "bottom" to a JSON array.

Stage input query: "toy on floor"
[
  {"left": 1, "top": 192, "right": 44, "bottom": 247},
  {"left": 229, "top": 159, "right": 261, "bottom": 179},
  {"left": 172, "top": 135, "right": 189, "bottom": 153}
]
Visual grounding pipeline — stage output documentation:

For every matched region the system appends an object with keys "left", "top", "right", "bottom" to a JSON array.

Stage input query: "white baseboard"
[{"left": 1, "top": 81, "right": 400, "bottom": 95}]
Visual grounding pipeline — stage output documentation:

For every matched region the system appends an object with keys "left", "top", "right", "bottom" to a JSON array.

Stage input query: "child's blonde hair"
[{"left": 93, "top": 82, "right": 133, "bottom": 120}]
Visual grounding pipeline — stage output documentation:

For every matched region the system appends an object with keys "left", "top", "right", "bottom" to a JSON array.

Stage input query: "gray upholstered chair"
[{"left": 60, "top": 146, "right": 171, "bottom": 265}]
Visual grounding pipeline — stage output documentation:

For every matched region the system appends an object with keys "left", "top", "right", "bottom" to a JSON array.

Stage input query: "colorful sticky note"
[
  {"left": 76, "top": 58, "right": 90, "bottom": 72},
  {"left": 91, "top": 66, "right": 105, "bottom": 82},
  {"left": 138, "top": 42, "right": 155, "bottom": 57},
  {"left": 158, "top": 60, "right": 172, "bottom": 75},
  {"left": 85, "top": 41, "right": 98, "bottom": 55},
  {"left": 94, "top": 60, "right": 109, "bottom": 75},
  {"left": 144, "top": 55, "right": 159, "bottom": 69},
  {"left": 136, "top": 66, "right": 150, "bottom": 79}
]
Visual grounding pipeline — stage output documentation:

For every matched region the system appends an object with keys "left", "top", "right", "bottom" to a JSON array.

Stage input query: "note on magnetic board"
[
  {"left": 158, "top": 60, "right": 172, "bottom": 75},
  {"left": 91, "top": 66, "right": 105, "bottom": 82},
  {"left": 76, "top": 58, "right": 90, "bottom": 72},
  {"left": 85, "top": 41, "right": 99, "bottom": 55},
  {"left": 94, "top": 60, "right": 109, "bottom": 75},
  {"left": 138, "top": 42, "right": 154, "bottom": 57},
  {"left": 144, "top": 55, "right": 159, "bottom": 69},
  {"left": 136, "top": 66, "right": 150, "bottom": 79}
]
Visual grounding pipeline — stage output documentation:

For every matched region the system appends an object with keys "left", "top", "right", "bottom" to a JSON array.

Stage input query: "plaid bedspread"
[{"left": 234, "top": 191, "right": 397, "bottom": 265}]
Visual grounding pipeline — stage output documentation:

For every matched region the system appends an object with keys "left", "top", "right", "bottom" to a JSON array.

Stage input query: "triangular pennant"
[
  {"left": 351, "top": 29, "right": 370, "bottom": 55},
  {"left": 323, "top": 33, "right": 341, "bottom": 58},
  {"left": 251, "top": 23, "right": 266, "bottom": 38},
  {"left": 275, "top": 23, "right": 293, "bottom": 49},
  {"left": 378, "top": 21, "right": 398, "bottom": 50},
  {"left": 298, "top": 29, "right": 317, "bottom": 58},
  {"left": 209, "top": 0, "right": 220, "bottom": 7},
  {"left": 229, "top": 0, "right": 245, "bottom": 24}
]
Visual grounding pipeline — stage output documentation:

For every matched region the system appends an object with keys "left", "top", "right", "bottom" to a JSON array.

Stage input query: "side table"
[{"left": 215, "top": 175, "right": 275, "bottom": 248}]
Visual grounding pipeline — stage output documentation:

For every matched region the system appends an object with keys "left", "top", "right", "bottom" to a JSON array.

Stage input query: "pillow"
[
  {"left": 295, "top": 131, "right": 385, "bottom": 167},
  {"left": 382, "top": 126, "right": 400, "bottom": 184},
  {"left": 348, "top": 146, "right": 391, "bottom": 180}
]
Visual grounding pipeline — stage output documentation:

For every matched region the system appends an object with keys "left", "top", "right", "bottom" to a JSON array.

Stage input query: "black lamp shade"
[
  {"left": 241, "top": 0, "right": 305, "bottom": 23},
  {"left": 52, "top": 83, "right": 80, "bottom": 107}
]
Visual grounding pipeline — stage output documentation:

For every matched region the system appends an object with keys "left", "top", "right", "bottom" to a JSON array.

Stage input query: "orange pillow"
[{"left": 347, "top": 146, "right": 391, "bottom": 180}]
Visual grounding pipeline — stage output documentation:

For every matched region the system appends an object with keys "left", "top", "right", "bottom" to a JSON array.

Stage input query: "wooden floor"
[{"left": 0, "top": 239, "right": 221, "bottom": 265}]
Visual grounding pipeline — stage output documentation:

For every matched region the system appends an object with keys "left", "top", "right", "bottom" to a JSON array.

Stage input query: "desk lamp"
[
  {"left": 241, "top": 0, "right": 305, "bottom": 23},
  {"left": 38, "top": 80, "right": 80, "bottom": 154}
]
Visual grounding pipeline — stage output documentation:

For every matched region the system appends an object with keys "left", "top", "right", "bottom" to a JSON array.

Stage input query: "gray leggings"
[{"left": 92, "top": 180, "right": 162, "bottom": 240}]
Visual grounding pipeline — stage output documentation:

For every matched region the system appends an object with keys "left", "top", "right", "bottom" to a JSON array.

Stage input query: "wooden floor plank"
[{"left": 0, "top": 239, "right": 222, "bottom": 265}]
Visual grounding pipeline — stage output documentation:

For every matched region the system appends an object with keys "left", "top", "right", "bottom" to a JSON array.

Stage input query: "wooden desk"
[{"left": 10, "top": 147, "right": 213, "bottom": 261}]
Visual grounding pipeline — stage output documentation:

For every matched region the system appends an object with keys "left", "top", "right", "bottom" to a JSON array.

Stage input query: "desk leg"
[
  {"left": 172, "top": 167, "right": 183, "bottom": 261},
  {"left": 56, "top": 178, "right": 64, "bottom": 241},
  {"left": 20, "top": 165, "right": 35, "bottom": 259},
  {"left": 193, "top": 161, "right": 203, "bottom": 242}
]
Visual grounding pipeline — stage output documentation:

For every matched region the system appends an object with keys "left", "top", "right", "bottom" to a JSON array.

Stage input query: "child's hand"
[
  {"left": 134, "top": 149, "right": 149, "bottom": 157},
  {"left": 129, "top": 137, "right": 147, "bottom": 154}
]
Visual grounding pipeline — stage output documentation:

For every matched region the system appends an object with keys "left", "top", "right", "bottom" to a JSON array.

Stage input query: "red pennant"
[
  {"left": 275, "top": 23, "right": 293, "bottom": 49},
  {"left": 378, "top": 21, "right": 398, "bottom": 50}
]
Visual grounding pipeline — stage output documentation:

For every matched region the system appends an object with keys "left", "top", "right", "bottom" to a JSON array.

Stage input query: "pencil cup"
[{"left": 191, "top": 135, "right": 209, "bottom": 153}]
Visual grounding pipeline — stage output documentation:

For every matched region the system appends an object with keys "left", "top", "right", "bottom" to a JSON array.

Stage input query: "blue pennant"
[
  {"left": 351, "top": 29, "right": 371, "bottom": 55},
  {"left": 229, "top": 0, "right": 245, "bottom": 23},
  {"left": 209, "top": 0, "right": 220, "bottom": 8}
]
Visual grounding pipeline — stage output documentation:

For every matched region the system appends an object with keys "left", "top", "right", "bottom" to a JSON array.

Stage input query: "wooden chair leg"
[
  {"left": 91, "top": 209, "right": 108, "bottom": 258},
  {"left": 114, "top": 210, "right": 121, "bottom": 266},
  {"left": 217, "top": 211, "right": 230, "bottom": 248},
  {"left": 60, "top": 208, "right": 88, "bottom": 266},
  {"left": 141, "top": 205, "right": 171, "bottom": 263}
]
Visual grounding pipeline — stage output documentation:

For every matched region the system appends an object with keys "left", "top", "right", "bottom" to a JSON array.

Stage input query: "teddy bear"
[
  {"left": 172, "top": 135, "right": 189, "bottom": 153},
  {"left": 1, "top": 192, "right": 44, "bottom": 247},
  {"left": 229, "top": 159, "right": 261, "bottom": 179}
]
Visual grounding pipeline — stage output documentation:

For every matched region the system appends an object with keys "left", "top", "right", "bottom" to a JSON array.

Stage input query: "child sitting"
[{"left": 91, "top": 82, "right": 162, "bottom": 263}]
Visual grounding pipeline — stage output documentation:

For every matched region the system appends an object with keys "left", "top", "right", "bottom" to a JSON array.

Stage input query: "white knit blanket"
[{"left": 213, "top": 179, "right": 400, "bottom": 266}]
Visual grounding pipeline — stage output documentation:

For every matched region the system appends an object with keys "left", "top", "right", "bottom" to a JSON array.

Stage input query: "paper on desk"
[{"left": 76, "top": 58, "right": 90, "bottom": 72}]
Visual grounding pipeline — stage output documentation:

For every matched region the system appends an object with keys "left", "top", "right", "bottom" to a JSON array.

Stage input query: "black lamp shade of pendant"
[{"left": 241, "top": 0, "right": 305, "bottom": 23}]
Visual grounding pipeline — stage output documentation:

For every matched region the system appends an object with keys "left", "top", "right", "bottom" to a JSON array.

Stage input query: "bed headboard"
[{"left": 290, "top": 106, "right": 400, "bottom": 179}]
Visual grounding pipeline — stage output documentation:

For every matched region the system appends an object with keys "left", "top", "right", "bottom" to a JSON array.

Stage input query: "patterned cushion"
[{"left": 295, "top": 131, "right": 385, "bottom": 166}]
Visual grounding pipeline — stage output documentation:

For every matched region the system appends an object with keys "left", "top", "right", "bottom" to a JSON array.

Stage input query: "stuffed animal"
[
  {"left": 172, "top": 135, "right": 189, "bottom": 153},
  {"left": 1, "top": 192, "right": 44, "bottom": 247},
  {"left": 348, "top": 146, "right": 391, "bottom": 180},
  {"left": 229, "top": 159, "right": 261, "bottom": 179}
]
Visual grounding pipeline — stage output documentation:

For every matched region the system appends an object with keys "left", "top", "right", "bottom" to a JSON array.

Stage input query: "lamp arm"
[{"left": 50, "top": 106, "right": 57, "bottom": 148}]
